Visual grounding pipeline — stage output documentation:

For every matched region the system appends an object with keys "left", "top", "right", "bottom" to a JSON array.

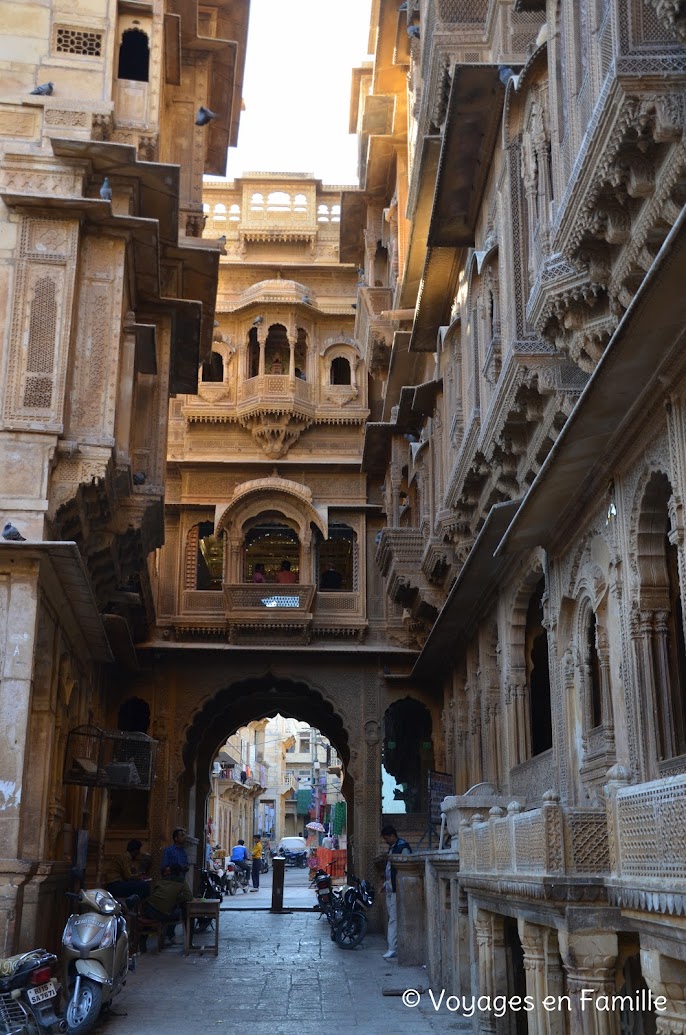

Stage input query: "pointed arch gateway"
[{"left": 179, "top": 673, "right": 354, "bottom": 866}]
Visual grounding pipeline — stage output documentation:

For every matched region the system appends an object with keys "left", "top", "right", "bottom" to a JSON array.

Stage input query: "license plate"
[{"left": 27, "top": 980, "right": 56, "bottom": 1004}]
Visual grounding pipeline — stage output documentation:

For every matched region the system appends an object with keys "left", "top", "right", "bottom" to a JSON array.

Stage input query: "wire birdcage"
[{"left": 64, "top": 725, "right": 156, "bottom": 789}]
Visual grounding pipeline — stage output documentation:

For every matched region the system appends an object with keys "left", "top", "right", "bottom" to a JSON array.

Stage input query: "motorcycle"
[
  {"left": 260, "top": 846, "right": 270, "bottom": 874},
  {"left": 0, "top": 949, "right": 65, "bottom": 1035},
  {"left": 281, "top": 847, "right": 307, "bottom": 868},
  {"left": 62, "top": 888, "right": 133, "bottom": 1035},
  {"left": 233, "top": 863, "right": 250, "bottom": 893},
  {"left": 332, "top": 875, "right": 374, "bottom": 950},
  {"left": 311, "top": 868, "right": 344, "bottom": 937},
  {"left": 198, "top": 868, "right": 223, "bottom": 902}
]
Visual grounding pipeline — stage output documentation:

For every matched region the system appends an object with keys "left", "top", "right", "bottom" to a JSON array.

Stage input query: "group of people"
[
  {"left": 103, "top": 828, "right": 193, "bottom": 948},
  {"left": 103, "top": 822, "right": 410, "bottom": 959},
  {"left": 250, "top": 560, "right": 344, "bottom": 589},
  {"left": 251, "top": 560, "right": 297, "bottom": 584},
  {"left": 229, "top": 834, "right": 263, "bottom": 891}
]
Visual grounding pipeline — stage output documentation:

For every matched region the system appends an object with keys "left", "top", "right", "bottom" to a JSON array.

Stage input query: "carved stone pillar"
[
  {"left": 114, "top": 311, "right": 137, "bottom": 464},
  {"left": 559, "top": 931, "right": 619, "bottom": 1035},
  {"left": 288, "top": 335, "right": 296, "bottom": 378},
  {"left": 640, "top": 948, "right": 686, "bottom": 1035},
  {"left": 396, "top": 855, "right": 426, "bottom": 966},
  {"left": 474, "top": 909, "right": 508, "bottom": 1034},
  {"left": 654, "top": 609, "right": 676, "bottom": 758},
  {"left": 258, "top": 336, "right": 266, "bottom": 377},
  {"left": 519, "top": 922, "right": 565, "bottom": 1035}
]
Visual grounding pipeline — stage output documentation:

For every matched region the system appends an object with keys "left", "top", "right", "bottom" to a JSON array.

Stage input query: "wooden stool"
[
  {"left": 136, "top": 914, "right": 164, "bottom": 952},
  {"left": 184, "top": 898, "right": 220, "bottom": 956}
]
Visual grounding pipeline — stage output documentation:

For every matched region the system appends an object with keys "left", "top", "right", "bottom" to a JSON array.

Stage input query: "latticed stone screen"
[
  {"left": 437, "top": 0, "right": 488, "bottom": 22},
  {"left": 54, "top": 26, "right": 103, "bottom": 56},
  {"left": 24, "top": 277, "right": 57, "bottom": 409}
]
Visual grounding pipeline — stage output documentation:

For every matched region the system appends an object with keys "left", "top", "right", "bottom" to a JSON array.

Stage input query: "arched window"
[
  {"left": 117, "top": 28, "right": 149, "bottom": 82},
  {"left": 201, "top": 351, "right": 224, "bottom": 383},
  {"left": 587, "top": 610, "right": 602, "bottom": 729},
  {"left": 382, "top": 698, "right": 434, "bottom": 813},
  {"left": 244, "top": 522, "right": 299, "bottom": 583},
  {"left": 229, "top": 203, "right": 240, "bottom": 222},
  {"left": 525, "top": 577, "right": 552, "bottom": 756},
  {"left": 265, "top": 323, "right": 288, "bottom": 374},
  {"left": 213, "top": 203, "right": 226, "bottom": 223},
  {"left": 293, "top": 194, "right": 307, "bottom": 212},
  {"left": 318, "top": 524, "right": 356, "bottom": 591},
  {"left": 267, "top": 191, "right": 291, "bottom": 210},
  {"left": 250, "top": 193, "right": 264, "bottom": 211},
  {"left": 330, "top": 357, "right": 351, "bottom": 385}
]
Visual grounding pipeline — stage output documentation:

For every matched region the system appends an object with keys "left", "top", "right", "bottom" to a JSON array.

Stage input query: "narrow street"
[{"left": 101, "top": 868, "right": 469, "bottom": 1035}]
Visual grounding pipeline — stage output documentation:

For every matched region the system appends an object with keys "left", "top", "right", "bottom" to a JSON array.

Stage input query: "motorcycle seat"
[{"left": 0, "top": 951, "right": 44, "bottom": 976}]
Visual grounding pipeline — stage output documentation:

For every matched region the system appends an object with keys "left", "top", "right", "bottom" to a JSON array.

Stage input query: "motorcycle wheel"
[
  {"left": 335, "top": 913, "right": 367, "bottom": 950},
  {"left": 66, "top": 977, "right": 103, "bottom": 1035},
  {"left": 261, "top": 859, "right": 269, "bottom": 874},
  {"left": 297, "top": 856, "right": 306, "bottom": 868},
  {"left": 228, "top": 876, "right": 237, "bottom": 896}
]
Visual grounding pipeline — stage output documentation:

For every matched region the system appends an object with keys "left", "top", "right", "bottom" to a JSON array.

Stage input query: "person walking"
[
  {"left": 380, "top": 824, "right": 411, "bottom": 959},
  {"left": 250, "top": 834, "right": 263, "bottom": 891}
]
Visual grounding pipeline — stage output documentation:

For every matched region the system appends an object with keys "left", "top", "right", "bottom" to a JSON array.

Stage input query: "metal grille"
[
  {"left": 55, "top": 26, "right": 103, "bottom": 56},
  {"left": 0, "top": 991, "right": 30, "bottom": 1033},
  {"left": 64, "top": 725, "right": 156, "bottom": 789}
]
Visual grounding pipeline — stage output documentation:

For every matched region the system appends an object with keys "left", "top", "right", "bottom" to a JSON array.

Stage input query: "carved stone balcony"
[
  {"left": 313, "top": 590, "right": 367, "bottom": 641},
  {"left": 605, "top": 770, "right": 686, "bottom": 915},
  {"left": 355, "top": 287, "right": 393, "bottom": 378},
  {"left": 454, "top": 793, "right": 610, "bottom": 885},
  {"left": 376, "top": 528, "right": 427, "bottom": 606},
  {"left": 223, "top": 583, "right": 317, "bottom": 645}
]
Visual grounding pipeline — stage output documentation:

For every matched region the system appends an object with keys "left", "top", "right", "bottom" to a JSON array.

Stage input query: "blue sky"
[{"left": 225, "top": 0, "right": 372, "bottom": 185}]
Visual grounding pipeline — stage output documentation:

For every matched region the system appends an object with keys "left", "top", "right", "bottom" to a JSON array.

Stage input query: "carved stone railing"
[
  {"left": 181, "top": 590, "right": 224, "bottom": 614},
  {"left": 605, "top": 770, "right": 686, "bottom": 897},
  {"left": 237, "top": 374, "right": 314, "bottom": 407},
  {"left": 223, "top": 583, "right": 316, "bottom": 614},
  {"left": 315, "top": 592, "right": 360, "bottom": 614},
  {"left": 456, "top": 794, "right": 610, "bottom": 879}
]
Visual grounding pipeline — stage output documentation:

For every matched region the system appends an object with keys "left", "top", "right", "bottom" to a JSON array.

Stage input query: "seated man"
[
  {"left": 103, "top": 839, "right": 151, "bottom": 900},
  {"left": 141, "top": 864, "right": 193, "bottom": 946},
  {"left": 275, "top": 560, "right": 297, "bottom": 584},
  {"left": 230, "top": 839, "right": 251, "bottom": 879},
  {"left": 161, "top": 827, "right": 189, "bottom": 877}
]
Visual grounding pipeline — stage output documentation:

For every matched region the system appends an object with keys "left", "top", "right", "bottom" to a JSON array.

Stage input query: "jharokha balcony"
[{"left": 170, "top": 584, "right": 366, "bottom": 645}]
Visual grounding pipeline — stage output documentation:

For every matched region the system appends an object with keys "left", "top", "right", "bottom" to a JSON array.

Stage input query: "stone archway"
[{"left": 180, "top": 673, "right": 351, "bottom": 835}]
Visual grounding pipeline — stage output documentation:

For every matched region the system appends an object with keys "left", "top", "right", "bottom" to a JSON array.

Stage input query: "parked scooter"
[
  {"left": 310, "top": 868, "right": 344, "bottom": 938},
  {"left": 0, "top": 949, "right": 65, "bottom": 1034},
  {"left": 62, "top": 888, "right": 133, "bottom": 1035}
]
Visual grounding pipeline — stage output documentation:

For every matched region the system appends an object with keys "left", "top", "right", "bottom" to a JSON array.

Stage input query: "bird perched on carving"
[
  {"left": 498, "top": 66, "right": 516, "bottom": 86},
  {"left": 195, "top": 106, "right": 217, "bottom": 126},
  {"left": 30, "top": 82, "right": 53, "bottom": 96},
  {"left": 302, "top": 295, "right": 311, "bottom": 305},
  {"left": 132, "top": 472, "right": 146, "bottom": 486},
  {"left": 407, "top": 25, "right": 420, "bottom": 39},
  {"left": 2, "top": 522, "right": 25, "bottom": 541},
  {"left": 351, "top": 303, "right": 357, "bottom": 309},
  {"left": 100, "top": 177, "right": 112, "bottom": 201},
  {"left": 404, "top": 432, "right": 419, "bottom": 443},
  {"left": 216, "top": 234, "right": 227, "bottom": 245},
  {"left": 252, "top": 316, "right": 263, "bottom": 326}
]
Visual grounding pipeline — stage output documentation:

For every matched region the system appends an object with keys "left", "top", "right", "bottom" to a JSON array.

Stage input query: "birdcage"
[{"left": 64, "top": 725, "right": 156, "bottom": 789}]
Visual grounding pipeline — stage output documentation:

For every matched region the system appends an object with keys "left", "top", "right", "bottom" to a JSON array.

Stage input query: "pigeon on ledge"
[
  {"left": 498, "top": 66, "right": 516, "bottom": 86},
  {"left": 2, "top": 522, "right": 26, "bottom": 541},
  {"left": 132, "top": 472, "right": 147, "bottom": 486},
  {"left": 30, "top": 82, "right": 53, "bottom": 96},
  {"left": 100, "top": 177, "right": 112, "bottom": 201},
  {"left": 195, "top": 106, "right": 217, "bottom": 126}
]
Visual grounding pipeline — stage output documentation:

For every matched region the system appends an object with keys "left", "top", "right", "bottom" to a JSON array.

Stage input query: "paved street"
[{"left": 101, "top": 868, "right": 469, "bottom": 1035}]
